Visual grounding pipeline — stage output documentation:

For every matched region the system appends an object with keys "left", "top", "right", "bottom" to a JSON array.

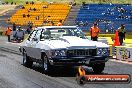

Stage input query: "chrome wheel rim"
[
  {"left": 23, "top": 53, "right": 26, "bottom": 64},
  {"left": 43, "top": 56, "right": 48, "bottom": 71}
]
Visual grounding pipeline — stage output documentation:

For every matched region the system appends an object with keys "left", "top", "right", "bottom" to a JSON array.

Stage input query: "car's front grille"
[{"left": 67, "top": 49, "right": 96, "bottom": 57}]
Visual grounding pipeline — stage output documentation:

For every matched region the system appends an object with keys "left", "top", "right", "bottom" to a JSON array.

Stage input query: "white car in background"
[{"left": 19, "top": 26, "right": 110, "bottom": 74}]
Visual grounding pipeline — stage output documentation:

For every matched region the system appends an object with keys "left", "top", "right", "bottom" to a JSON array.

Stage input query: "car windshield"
[{"left": 40, "top": 28, "right": 87, "bottom": 40}]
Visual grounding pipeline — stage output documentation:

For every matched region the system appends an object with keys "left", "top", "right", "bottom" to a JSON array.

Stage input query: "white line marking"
[
  {"left": 110, "top": 59, "right": 132, "bottom": 65},
  {"left": 5, "top": 42, "right": 20, "bottom": 45}
]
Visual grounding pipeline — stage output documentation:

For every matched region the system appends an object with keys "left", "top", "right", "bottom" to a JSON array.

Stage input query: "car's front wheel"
[
  {"left": 23, "top": 51, "right": 33, "bottom": 68},
  {"left": 42, "top": 55, "right": 52, "bottom": 74},
  {"left": 92, "top": 63, "right": 105, "bottom": 74}
]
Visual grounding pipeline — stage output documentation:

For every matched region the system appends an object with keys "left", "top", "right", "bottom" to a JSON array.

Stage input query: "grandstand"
[
  {"left": 9, "top": 2, "right": 71, "bottom": 26},
  {"left": 76, "top": 4, "right": 132, "bottom": 32},
  {"left": 3, "top": 1, "right": 132, "bottom": 33}
]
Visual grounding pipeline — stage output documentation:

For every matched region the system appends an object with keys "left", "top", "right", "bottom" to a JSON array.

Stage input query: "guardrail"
[{"left": 115, "top": 45, "right": 132, "bottom": 62}]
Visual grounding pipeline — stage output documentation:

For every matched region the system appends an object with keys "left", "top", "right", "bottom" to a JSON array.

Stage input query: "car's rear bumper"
[{"left": 49, "top": 56, "right": 110, "bottom": 66}]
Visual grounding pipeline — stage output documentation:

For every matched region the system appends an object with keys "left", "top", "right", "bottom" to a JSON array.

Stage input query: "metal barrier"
[{"left": 116, "top": 45, "right": 132, "bottom": 62}]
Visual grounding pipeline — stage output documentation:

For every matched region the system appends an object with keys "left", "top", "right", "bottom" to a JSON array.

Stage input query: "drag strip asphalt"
[{"left": 0, "top": 48, "right": 132, "bottom": 88}]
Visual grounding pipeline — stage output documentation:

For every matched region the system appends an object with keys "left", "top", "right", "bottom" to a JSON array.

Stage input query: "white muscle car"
[{"left": 19, "top": 26, "right": 110, "bottom": 74}]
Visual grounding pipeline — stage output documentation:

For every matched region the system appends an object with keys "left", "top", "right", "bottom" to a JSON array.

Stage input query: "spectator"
[
  {"left": 106, "top": 8, "right": 112, "bottom": 15},
  {"left": 57, "top": 20, "right": 63, "bottom": 26},
  {"left": 118, "top": 24, "right": 126, "bottom": 45},
  {"left": 43, "top": 16, "right": 50, "bottom": 25},
  {"left": 13, "top": 23, "right": 16, "bottom": 31},
  {"left": 11, "top": 2, "right": 13, "bottom": 5},
  {"left": 31, "top": 1, "right": 34, "bottom": 5},
  {"left": 106, "top": 29, "right": 109, "bottom": 33},
  {"left": 27, "top": 22, "right": 33, "bottom": 34},
  {"left": 27, "top": 14, "right": 30, "bottom": 18},
  {"left": 75, "top": 21, "right": 79, "bottom": 26},
  {"left": 15, "top": 26, "right": 25, "bottom": 42},
  {"left": 43, "top": 20, "right": 47, "bottom": 24},
  {"left": 29, "top": 7, "right": 32, "bottom": 10},
  {"left": 6, "top": 2, "right": 8, "bottom": 4},
  {"left": 26, "top": 28, "right": 30, "bottom": 34},
  {"left": 118, "top": 14, "right": 125, "bottom": 19},
  {"left": 2, "top": 2, "right": 5, "bottom": 5},
  {"left": 33, "top": 8, "right": 36, "bottom": 11},
  {"left": 51, "top": 20, "right": 54, "bottom": 26},
  {"left": 72, "top": 2, "right": 76, "bottom": 6},
  {"left": 69, "top": 2, "right": 72, "bottom": 6},
  {"left": 23, "top": 14, "right": 26, "bottom": 18},
  {"left": 120, "top": 7, "right": 126, "bottom": 14},
  {"left": 85, "top": 21, "right": 89, "bottom": 26},
  {"left": 110, "top": 25, "right": 115, "bottom": 33},
  {"left": 89, "top": 22, "right": 100, "bottom": 41},
  {"left": 12, "top": 23, "right": 16, "bottom": 40},
  {"left": 30, "top": 22, "right": 33, "bottom": 29},
  {"left": 22, "top": 6, "right": 25, "bottom": 9},
  {"left": 82, "top": 2, "right": 86, "bottom": 6},
  {"left": 28, "top": 9, "right": 30, "bottom": 13},
  {"left": 7, "top": 18, "right": 10, "bottom": 21},
  {"left": 79, "top": 21, "right": 84, "bottom": 26},
  {"left": 36, "top": 16, "right": 39, "bottom": 20},
  {"left": 26, "top": 1, "right": 29, "bottom": 4},
  {"left": 5, "top": 26, "right": 12, "bottom": 42}
]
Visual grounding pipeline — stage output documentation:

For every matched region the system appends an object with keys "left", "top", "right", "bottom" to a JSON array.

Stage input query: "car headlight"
[
  {"left": 97, "top": 48, "right": 109, "bottom": 56},
  {"left": 97, "top": 48, "right": 102, "bottom": 55},
  {"left": 52, "top": 50, "right": 66, "bottom": 56}
]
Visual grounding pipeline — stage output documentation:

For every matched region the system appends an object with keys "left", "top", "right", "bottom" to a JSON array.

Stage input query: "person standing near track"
[
  {"left": 90, "top": 22, "right": 100, "bottom": 41},
  {"left": 12, "top": 23, "right": 16, "bottom": 40},
  {"left": 57, "top": 20, "right": 63, "bottom": 26},
  {"left": 118, "top": 24, "right": 126, "bottom": 45},
  {"left": 15, "top": 26, "right": 25, "bottom": 42},
  {"left": 5, "top": 26, "right": 12, "bottom": 42}
]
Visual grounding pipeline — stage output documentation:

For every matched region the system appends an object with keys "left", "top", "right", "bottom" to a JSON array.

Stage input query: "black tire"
[
  {"left": 23, "top": 51, "right": 33, "bottom": 68},
  {"left": 42, "top": 55, "right": 52, "bottom": 74},
  {"left": 92, "top": 63, "right": 105, "bottom": 74}
]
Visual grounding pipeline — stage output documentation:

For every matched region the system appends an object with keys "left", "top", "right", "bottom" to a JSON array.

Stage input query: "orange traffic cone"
[{"left": 113, "top": 30, "right": 120, "bottom": 46}]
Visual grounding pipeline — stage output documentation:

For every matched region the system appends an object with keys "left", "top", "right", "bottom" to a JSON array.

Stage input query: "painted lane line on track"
[
  {"left": 5, "top": 42, "right": 21, "bottom": 45},
  {"left": 110, "top": 59, "right": 132, "bottom": 65},
  {"left": 0, "top": 46, "right": 21, "bottom": 55}
]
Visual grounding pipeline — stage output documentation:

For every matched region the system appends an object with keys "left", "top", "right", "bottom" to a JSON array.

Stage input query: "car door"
[
  {"left": 30, "top": 29, "right": 42, "bottom": 59},
  {"left": 25, "top": 29, "right": 38, "bottom": 58}
]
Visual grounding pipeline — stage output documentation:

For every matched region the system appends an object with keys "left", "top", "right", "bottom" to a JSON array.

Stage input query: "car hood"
[{"left": 40, "top": 36, "right": 109, "bottom": 49}]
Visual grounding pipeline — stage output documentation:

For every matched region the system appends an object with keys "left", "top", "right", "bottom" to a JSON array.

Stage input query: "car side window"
[
  {"left": 28, "top": 30, "right": 37, "bottom": 41},
  {"left": 40, "top": 29, "right": 51, "bottom": 40},
  {"left": 34, "top": 30, "right": 42, "bottom": 41}
]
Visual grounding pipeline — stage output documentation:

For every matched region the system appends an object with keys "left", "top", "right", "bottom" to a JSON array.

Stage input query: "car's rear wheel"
[
  {"left": 92, "top": 63, "right": 105, "bottom": 74},
  {"left": 23, "top": 51, "right": 33, "bottom": 68},
  {"left": 42, "top": 55, "right": 52, "bottom": 74}
]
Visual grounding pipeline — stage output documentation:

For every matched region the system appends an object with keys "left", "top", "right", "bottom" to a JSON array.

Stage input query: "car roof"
[{"left": 36, "top": 26, "right": 77, "bottom": 29}]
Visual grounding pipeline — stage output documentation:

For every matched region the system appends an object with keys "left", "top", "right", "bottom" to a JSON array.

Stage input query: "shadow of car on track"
[{"left": 23, "top": 63, "right": 108, "bottom": 77}]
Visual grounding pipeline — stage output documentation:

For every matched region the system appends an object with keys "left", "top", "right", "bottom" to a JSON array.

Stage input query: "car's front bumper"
[{"left": 49, "top": 56, "right": 110, "bottom": 66}]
